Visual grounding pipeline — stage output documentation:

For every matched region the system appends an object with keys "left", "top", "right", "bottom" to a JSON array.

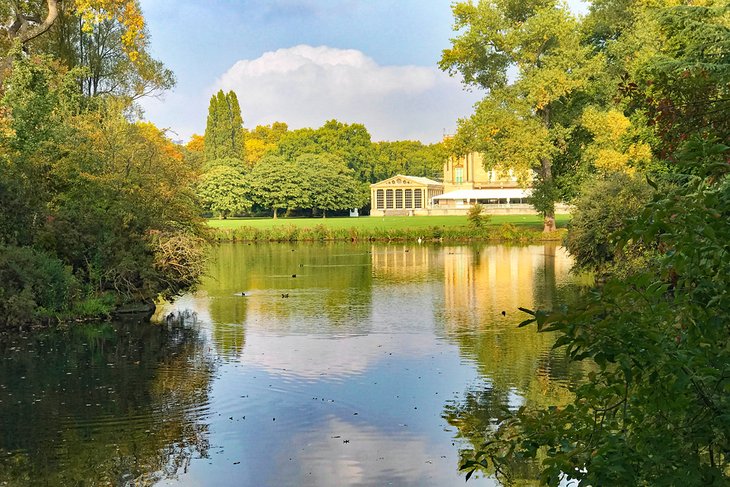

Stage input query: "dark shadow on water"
[{"left": 0, "top": 315, "right": 214, "bottom": 485}]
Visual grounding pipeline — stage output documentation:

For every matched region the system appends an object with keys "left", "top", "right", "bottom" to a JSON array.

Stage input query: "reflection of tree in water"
[
  {"left": 442, "top": 244, "right": 588, "bottom": 484},
  {"left": 204, "top": 243, "right": 373, "bottom": 335},
  {"left": 0, "top": 318, "right": 214, "bottom": 485}
]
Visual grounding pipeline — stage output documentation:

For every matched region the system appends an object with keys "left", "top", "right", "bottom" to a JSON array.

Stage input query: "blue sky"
[{"left": 138, "top": 0, "right": 589, "bottom": 144}]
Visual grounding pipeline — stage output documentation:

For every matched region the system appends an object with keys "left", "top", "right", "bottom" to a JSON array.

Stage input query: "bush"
[
  {"left": 0, "top": 245, "right": 77, "bottom": 327},
  {"left": 467, "top": 203, "right": 490, "bottom": 230},
  {"left": 564, "top": 173, "right": 653, "bottom": 277}
]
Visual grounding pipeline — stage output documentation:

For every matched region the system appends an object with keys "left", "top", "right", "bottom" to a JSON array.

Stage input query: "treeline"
[
  {"left": 440, "top": 0, "right": 730, "bottom": 484},
  {"left": 187, "top": 93, "right": 447, "bottom": 218},
  {"left": 0, "top": 2, "right": 206, "bottom": 327}
]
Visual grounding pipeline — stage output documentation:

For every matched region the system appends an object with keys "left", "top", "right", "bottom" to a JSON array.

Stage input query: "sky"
[{"left": 138, "top": 0, "right": 589, "bottom": 144}]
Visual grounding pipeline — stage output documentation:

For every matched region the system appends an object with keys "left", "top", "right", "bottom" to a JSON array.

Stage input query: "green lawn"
[{"left": 207, "top": 214, "right": 571, "bottom": 231}]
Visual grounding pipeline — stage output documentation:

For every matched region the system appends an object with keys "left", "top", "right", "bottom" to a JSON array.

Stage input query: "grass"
[
  {"left": 206, "top": 214, "right": 571, "bottom": 243},
  {"left": 208, "top": 214, "right": 571, "bottom": 231}
]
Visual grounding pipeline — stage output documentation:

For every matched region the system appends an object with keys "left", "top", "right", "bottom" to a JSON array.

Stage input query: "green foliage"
[
  {"left": 565, "top": 173, "right": 654, "bottom": 277},
  {"left": 197, "top": 164, "right": 250, "bottom": 218},
  {"left": 247, "top": 153, "right": 365, "bottom": 217},
  {"left": 471, "top": 141, "right": 730, "bottom": 486},
  {"left": 275, "top": 119, "right": 376, "bottom": 182},
  {"left": 0, "top": 245, "right": 77, "bottom": 327},
  {"left": 467, "top": 203, "right": 489, "bottom": 230},
  {"left": 455, "top": 3, "right": 730, "bottom": 484},
  {"left": 371, "top": 140, "right": 446, "bottom": 181},
  {"left": 204, "top": 90, "right": 245, "bottom": 162},
  {"left": 441, "top": 0, "right": 603, "bottom": 230}
]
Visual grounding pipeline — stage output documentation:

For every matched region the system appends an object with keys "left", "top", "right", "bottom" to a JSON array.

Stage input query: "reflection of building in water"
[
  {"left": 443, "top": 245, "right": 573, "bottom": 329},
  {"left": 369, "top": 244, "right": 436, "bottom": 282}
]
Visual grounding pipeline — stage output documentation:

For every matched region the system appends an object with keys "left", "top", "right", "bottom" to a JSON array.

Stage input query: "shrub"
[
  {"left": 467, "top": 203, "right": 490, "bottom": 230},
  {"left": 564, "top": 173, "right": 653, "bottom": 277},
  {"left": 0, "top": 245, "right": 77, "bottom": 327}
]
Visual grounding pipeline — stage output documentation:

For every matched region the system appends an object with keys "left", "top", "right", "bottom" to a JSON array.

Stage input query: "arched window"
[{"left": 395, "top": 189, "right": 404, "bottom": 209}]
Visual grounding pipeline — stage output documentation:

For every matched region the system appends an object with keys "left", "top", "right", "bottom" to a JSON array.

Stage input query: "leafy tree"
[
  {"left": 302, "top": 154, "right": 366, "bottom": 217},
  {"left": 1, "top": 0, "right": 146, "bottom": 79},
  {"left": 564, "top": 173, "right": 653, "bottom": 278},
  {"left": 275, "top": 120, "right": 376, "bottom": 183},
  {"left": 204, "top": 89, "right": 245, "bottom": 162},
  {"left": 197, "top": 165, "right": 250, "bottom": 219},
  {"left": 247, "top": 154, "right": 311, "bottom": 219},
  {"left": 182, "top": 133, "right": 205, "bottom": 172},
  {"left": 459, "top": 3, "right": 730, "bottom": 484},
  {"left": 244, "top": 122, "right": 288, "bottom": 166},
  {"left": 39, "top": 8, "right": 175, "bottom": 100},
  {"left": 580, "top": 107, "right": 652, "bottom": 174},
  {"left": 440, "top": 0, "right": 601, "bottom": 231},
  {"left": 371, "top": 140, "right": 446, "bottom": 181}
]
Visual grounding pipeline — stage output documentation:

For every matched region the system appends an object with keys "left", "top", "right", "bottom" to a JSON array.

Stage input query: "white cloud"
[{"left": 211, "top": 45, "right": 482, "bottom": 143}]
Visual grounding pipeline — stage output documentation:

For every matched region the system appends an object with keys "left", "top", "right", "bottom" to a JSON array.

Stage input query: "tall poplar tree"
[{"left": 204, "top": 90, "right": 245, "bottom": 162}]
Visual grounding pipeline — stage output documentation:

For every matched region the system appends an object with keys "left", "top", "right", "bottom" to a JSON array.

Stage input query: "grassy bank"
[{"left": 208, "top": 215, "right": 570, "bottom": 243}]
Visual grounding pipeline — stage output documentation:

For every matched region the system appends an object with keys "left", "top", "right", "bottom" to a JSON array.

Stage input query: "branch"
[{"left": 18, "top": 0, "right": 59, "bottom": 45}]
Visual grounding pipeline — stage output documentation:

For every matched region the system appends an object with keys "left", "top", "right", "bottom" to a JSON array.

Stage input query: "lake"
[{"left": 0, "top": 242, "right": 585, "bottom": 486}]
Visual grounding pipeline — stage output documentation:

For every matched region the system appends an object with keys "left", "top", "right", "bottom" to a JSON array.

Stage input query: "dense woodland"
[{"left": 0, "top": 0, "right": 729, "bottom": 484}]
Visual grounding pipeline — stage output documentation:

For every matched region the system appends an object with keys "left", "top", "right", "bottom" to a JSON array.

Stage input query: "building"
[
  {"left": 369, "top": 152, "right": 537, "bottom": 216},
  {"left": 369, "top": 175, "right": 444, "bottom": 217}
]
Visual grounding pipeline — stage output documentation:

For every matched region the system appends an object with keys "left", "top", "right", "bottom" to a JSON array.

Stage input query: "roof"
[
  {"left": 433, "top": 188, "right": 532, "bottom": 200},
  {"left": 370, "top": 175, "right": 443, "bottom": 188}
]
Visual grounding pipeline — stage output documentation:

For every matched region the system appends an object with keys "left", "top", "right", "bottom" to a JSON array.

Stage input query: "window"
[
  {"left": 386, "top": 189, "right": 394, "bottom": 209},
  {"left": 455, "top": 167, "right": 463, "bottom": 184},
  {"left": 414, "top": 189, "right": 422, "bottom": 208},
  {"left": 376, "top": 189, "right": 384, "bottom": 209},
  {"left": 405, "top": 189, "right": 413, "bottom": 208},
  {"left": 395, "top": 189, "right": 403, "bottom": 209}
]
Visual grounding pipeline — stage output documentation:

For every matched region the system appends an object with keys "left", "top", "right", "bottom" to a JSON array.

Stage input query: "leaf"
[
  {"left": 518, "top": 318, "right": 536, "bottom": 328},
  {"left": 646, "top": 175, "right": 658, "bottom": 190}
]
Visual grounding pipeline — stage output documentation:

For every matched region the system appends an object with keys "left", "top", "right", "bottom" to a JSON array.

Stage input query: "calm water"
[{"left": 0, "top": 242, "right": 585, "bottom": 486}]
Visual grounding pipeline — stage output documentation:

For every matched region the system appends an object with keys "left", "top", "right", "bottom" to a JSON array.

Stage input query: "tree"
[
  {"left": 275, "top": 120, "right": 376, "bottom": 183},
  {"left": 247, "top": 154, "right": 311, "bottom": 218},
  {"left": 371, "top": 140, "right": 446, "bottom": 181},
  {"left": 302, "top": 154, "right": 366, "bottom": 217},
  {"left": 1, "top": 0, "right": 146, "bottom": 80},
  {"left": 458, "top": 2, "right": 730, "bottom": 484},
  {"left": 244, "top": 122, "right": 288, "bottom": 166},
  {"left": 197, "top": 165, "right": 250, "bottom": 219},
  {"left": 204, "top": 90, "right": 245, "bottom": 162},
  {"left": 440, "top": 0, "right": 601, "bottom": 231},
  {"left": 40, "top": 10, "right": 175, "bottom": 100}
]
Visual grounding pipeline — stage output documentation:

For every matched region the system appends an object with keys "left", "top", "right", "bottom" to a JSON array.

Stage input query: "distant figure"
[
  {"left": 282, "top": 293, "right": 289, "bottom": 298},
  {"left": 501, "top": 311, "right": 506, "bottom": 316},
  {"left": 291, "top": 274, "right": 297, "bottom": 278},
  {"left": 417, "top": 237, "right": 423, "bottom": 244},
  {"left": 239, "top": 292, "right": 247, "bottom": 297}
]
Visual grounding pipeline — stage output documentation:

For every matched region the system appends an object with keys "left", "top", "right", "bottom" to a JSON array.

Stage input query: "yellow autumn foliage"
[{"left": 74, "top": 0, "right": 145, "bottom": 60}]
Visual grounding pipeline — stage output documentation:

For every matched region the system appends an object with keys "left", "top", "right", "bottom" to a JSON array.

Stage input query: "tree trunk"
[
  {"left": 539, "top": 106, "right": 557, "bottom": 233},
  {"left": 273, "top": 208, "right": 278, "bottom": 219},
  {"left": 543, "top": 214, "right": 556, "bottom": 232}
]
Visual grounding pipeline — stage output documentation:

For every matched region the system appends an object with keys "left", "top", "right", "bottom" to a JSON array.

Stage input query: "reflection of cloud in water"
[
  {"left": 241, "top": 332, "right": 440, "bottom": 380},
  {"left": 272, "top": 417, "right": 495, "bottom": 487},
  {"left": 155, "top": 292, "right": 213, "bottom": 324}
]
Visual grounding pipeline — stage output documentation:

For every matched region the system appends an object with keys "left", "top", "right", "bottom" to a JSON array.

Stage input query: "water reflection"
[
  {"left": 439, "top": 244, "right": 586, "bottom": 484},
  {"left": 0, "top": 242, "right": 585, "bottom": 486},
  {"left": 0, "top": 318, "right": 214, "bottom": 485}
]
